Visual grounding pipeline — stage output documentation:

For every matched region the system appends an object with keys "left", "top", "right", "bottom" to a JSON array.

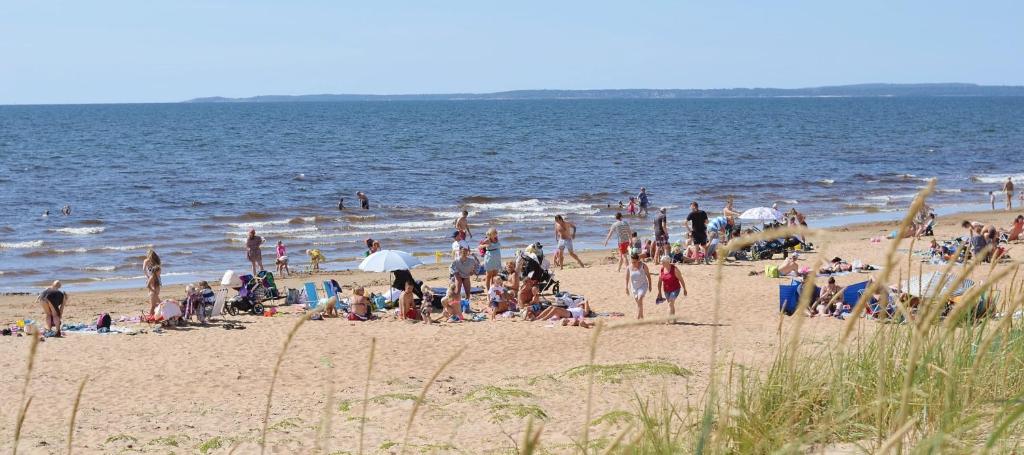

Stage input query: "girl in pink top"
[{"left": 275, "top": 241, "right": 290, "bottom": 277}]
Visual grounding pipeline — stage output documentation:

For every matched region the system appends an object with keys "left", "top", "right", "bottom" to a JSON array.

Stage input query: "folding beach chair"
[
  {"left": 303, "top": 282, "right": 321, "bottom": 309},
  {"left": 322, "top": 280, "right": 337, "bottom": 299}
]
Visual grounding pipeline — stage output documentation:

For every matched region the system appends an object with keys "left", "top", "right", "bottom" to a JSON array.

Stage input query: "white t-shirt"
[{"left": 488, "top": 285, "right": 505, "bottom": 302}]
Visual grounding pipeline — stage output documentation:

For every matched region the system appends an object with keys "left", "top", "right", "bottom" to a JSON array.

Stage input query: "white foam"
[
  {"left": 101, "top": 244, "right": 152, "bottom": 252},
  {"left": 55, "top": 247, "right": 89, "bottom": 254},
  {"left": 972, "top": 173, "right": 1024, "bottom": 184},
  {"left": 50, "top": 227, "right": 105, "bottom": 235},
  {"left": 229, "top": 218, "right": 295, "bottom": 229},
  {"left": 83, "top": 266, "right": 116, "bottom": 272},
  {"left": 237, "top": 226, "right": 319, "bottom": 236},
  {"left": 430, "top": 210, "right": 478, "bottom": 219},
  {"left": 818, "top": 179, "right": 835, "bottom": 185},
  {"left": 866, "top": 193, "right": 918, "bottom": 202},
  {"left": 0, "top": 240, "right": 43, "bottom": 249},
  {"left": 467, "top": 198, "right": 597, "bottom": 214},
  {"left": 351, "top": 220, "right": 452, "bottom": 231}
]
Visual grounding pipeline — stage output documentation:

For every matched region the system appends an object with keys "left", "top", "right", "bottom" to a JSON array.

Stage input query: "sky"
[{"left": 1, "top": 1, "right": 1022, "bottom": 104}]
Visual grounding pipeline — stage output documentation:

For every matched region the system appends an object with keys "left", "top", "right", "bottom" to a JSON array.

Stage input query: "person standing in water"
[
  {"left": 357, "top": 192, "right": 370, "bottom": 210},
  {"left": 338, "top": 197, "right": 345, "bottom": 211},
  {"left": 245, "top": 229, "right": 265, "bottom": 275},
  {"left": 455, "top": 210, "right": 473, "bottom": 239},
  {"left": 554, "top": 215, "right": 585, "bottom": 269},
  {"left": 143, "top": 250, "right": 162, "bottom": 316},
  {"left": 1004, "top": 178, "right": 1015, "bottom": 211},
  {"left": 637, "top": 187, "right": 650, "bottom": 216}
]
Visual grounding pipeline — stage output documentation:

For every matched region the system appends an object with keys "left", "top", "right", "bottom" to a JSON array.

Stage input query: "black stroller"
[{"left": 518, "top": 244, "right": 560, "bottom": 295}]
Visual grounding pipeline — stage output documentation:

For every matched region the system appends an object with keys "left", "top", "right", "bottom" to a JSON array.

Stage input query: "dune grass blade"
[
  {"left": 399, "top": 346, "right": 465, "bottom": 454},
  {"left": 259, "top": 313, "right": 309, "bottom": 454},
  {"left": 65, "top": 375, "right": 88, "bottom": 455},
  {"left": 358, "top": 337, "right": 376, "bottom": 455},
  {"left": 12, "top": 331, "right": 40, "bottom": 455}
]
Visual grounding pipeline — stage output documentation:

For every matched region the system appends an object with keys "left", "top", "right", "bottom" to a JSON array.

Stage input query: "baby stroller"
[
  {"left": 519, "top": 244, "right": 560, "bottom": 295},
  {"left": 735, "top": 239, "right": 791, "bottom": 261},
  {"left": 223, "top": 271, "right": 276, "bottom": 316}
]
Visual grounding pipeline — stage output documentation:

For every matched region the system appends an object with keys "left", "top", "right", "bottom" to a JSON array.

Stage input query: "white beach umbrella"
[
  {"left": 904, "top": 271, "right": 974, "bottom": 298},
  {"left": 739, "top": 207, "right": 783, "bottom": 222},
  {"left": 358, "top": 250, "right": 422, "bottom": 273}
]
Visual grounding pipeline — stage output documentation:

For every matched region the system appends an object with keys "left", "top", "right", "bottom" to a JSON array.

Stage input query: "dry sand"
[{"left": 0, "top": 208, "right": 1018, "bottom": 454}]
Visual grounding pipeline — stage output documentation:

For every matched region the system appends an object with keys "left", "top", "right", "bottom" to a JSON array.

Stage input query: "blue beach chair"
[{"left": 304, "top": 282, "right": 321, "bottom": 309}]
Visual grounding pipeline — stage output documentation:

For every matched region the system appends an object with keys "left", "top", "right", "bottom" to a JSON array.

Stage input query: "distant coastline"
[{"left": 184, "top": 83, "right": 1024, "bottom": 103}]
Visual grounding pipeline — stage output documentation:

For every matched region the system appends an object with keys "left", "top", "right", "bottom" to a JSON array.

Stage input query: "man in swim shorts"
[
  {"left": 604, "top": 212, "right": 633, "bottom": 271},
  {"left": 554, "top": 215, "right": 585, "bottom": 270},
  {"left": 686, "top": 202, "right": 709, "bottom": 260}
]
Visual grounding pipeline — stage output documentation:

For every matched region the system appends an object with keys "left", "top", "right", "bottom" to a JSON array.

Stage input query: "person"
[
  {"left": 450, "top": 246, "right": 478, "bottom": 301},
  {"left": 1007, "top": 215, "right": 1024, "bottom": 241},
  {"left": 245, "top": 229, "right": 264, "bottom": 275},
  {"left": 640, "top": 238, "right": 653, "bottom": 262},
  {"left": 370, "top": 240, "right": 381, "bottom": 255},
  {"left": 655, "top": 256, "right": 687, "bottom": 317},
  {"left": 197, "top": 281, "right": 215, "bottom": 324},
  {"left": 143, "top": 249, "right": 162, "bottom": 316},
  {"left": 38, "top": 280, "right": 67, "bottom": 338},
  {"left": 337, "top": 197, "right": 345, "bottom": 211},
  {"left": 625, "top": 254, "right": 652, "bottom": 319},
  {"left": 637, "top": 187, "right": 650, "bottom": 216},
  {"left": 487, "top": 280, "right": 510, "bottom": 320},
  {"left": 42, "top": 209, "right": 49, "bottom": 217},
  {"left": 275, "top": 241, "right": 289, "bottom": 277},
  {"left": 439, "top": 283, "right": 464, "bottom": 322},
  {"left": 652, "top": 208, "right": 669, "bottom": 264},
  {"left": 990, "top": 191, "right": 996, "bottom": 211},
  {"left": 685, "top": 202, "right": 710, "bottom": 261},
  {"left": 1019, "top": 190, "right": 1024, "bottom": 210},
  {"left": 1005, "top": 178, "right": 1015, "bottom": 211},
  {"left": 455, "top": 210, "right": 473, "bottom": 239},
  {"left": 778, "top": 254, "right": 801, "bottom": 276},
  {"left": 811, "top": 277, "right": 842, "bottom": 317},
  {"left": 450, "top": 231, "right": 470, "bottom": 259},
  {"left": 914, "top": 213, "right": 936, "bottom": 238},
  {"left": 626, "top": 231, "right": 642, "bottom": 256},
  {"left": 722, "top": 197, "right": 741, "bottom": 230},
  {"left": 502, "top": 260, "right": 521, "bottom": 297},
  {"left": 554, "top": 215, "right": 585, "bottom": 269},
  {"left": 604, "top": 212, "right": 633, "bottom": 272},
  {"left": 61, "top": 204, "right": 71, "bottom": 216},
  {"left": 398, "top": 281, "right": 420, "bottom": 321},
  {"left": 627, "top": 197, "right": 637, "bottom": 216},
  {"left": 357, "top": 191, "right": 370, "bottom": 210},
  {"left": 348, "top": 287, "right": 370, "bottom": 321},
  {"left": 481, "top": 228, "right": 502, "bottom": 290},
  {"left": 307, "top": 249, "right": 326, "bottom": 271}
]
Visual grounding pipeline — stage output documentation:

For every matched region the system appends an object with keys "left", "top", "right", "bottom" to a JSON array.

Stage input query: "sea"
[{"left": 1, "top": 97, "right": 1022, "bottom": 292}]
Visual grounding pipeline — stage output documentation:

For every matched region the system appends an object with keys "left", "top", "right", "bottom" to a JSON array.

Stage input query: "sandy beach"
[{"left": 1, "top": 207, "right": 1019, "bottom": 454}]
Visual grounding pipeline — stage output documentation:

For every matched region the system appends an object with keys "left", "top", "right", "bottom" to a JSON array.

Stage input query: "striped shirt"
[{"left": 611, "top": 220, "right": 632, "bottom": 243}]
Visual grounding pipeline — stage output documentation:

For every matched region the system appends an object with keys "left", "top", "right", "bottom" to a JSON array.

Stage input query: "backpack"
[
  {"left": 765, "top": 265, "right": 780, "bottom": 278},
  {"left": 96, "top": 313, "right": 112, "bottom": 330}
]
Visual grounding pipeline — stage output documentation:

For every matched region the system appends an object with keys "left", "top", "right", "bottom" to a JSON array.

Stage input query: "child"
[
  {"left": 628, "top": 232, "right": 642, "bottom": 255},
  {"left": 275, "top": 241, "right": 290, "bottom": 277},
  {"left": 398, "top": 281, "right": 420, "bottom": 321},
  {"left": 198, "top": 281, "right": 216, "bottom": 323},
  {"left": 627, "top": 197, "right": 637, "bottom": 216},
  {"left": 307, "top": 249, "right": 326, "bottom": 271},
  {"left": 419, "top": 284, "right": 435, "bottom": 323},
  {"left": 488, "top": 280, "right": 509, "bottom": 320}
]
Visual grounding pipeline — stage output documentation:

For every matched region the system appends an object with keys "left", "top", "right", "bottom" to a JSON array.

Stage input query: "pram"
[
  {"left": 518, "top": 244, "right": 560, "bottom": 295},
  {"left": 224, "top": 271, "right": 279, "bottom": 316}
]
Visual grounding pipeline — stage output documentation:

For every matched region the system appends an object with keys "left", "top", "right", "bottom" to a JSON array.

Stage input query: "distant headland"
[{"left": 184, "top": 83, "right": 1024, "bottom": 103}]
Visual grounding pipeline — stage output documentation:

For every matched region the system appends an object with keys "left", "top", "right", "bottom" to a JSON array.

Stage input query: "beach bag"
[
  {"left": 96, "top": 313, "right": 111, "bottom": 330},
  {"left": 766, "top": 265, "right": 780, "bottom": 278},
  {"left": 286, "top": 288, "right": 300, "bottom": 305}
]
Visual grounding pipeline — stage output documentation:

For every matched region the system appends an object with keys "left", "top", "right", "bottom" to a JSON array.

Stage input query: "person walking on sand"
[
  {"left": 38, "top": 280, "right": 67, "bottom": 338},
  {"left": 1004, "top": 178, "right": 1015, "bottom": 211},
  {"left": 454, "top": 210, "right": 473, "bottom": 239},
  {"left": 625, "top": 254, "right": 652, "bottom": 319},
  {"left": 655, "top": 256, "right": 688, "bottom": 318},
  {"left": 143, "top": 249, "right": 162, "bottom": 316},
  {"left": 652, "top": 208, "right": 669, "bottom": 264},
  {"left": 686, "top": 202, "right": 710, "bottom": 262},
  {"left": 357, "top": 192, "right": 370, "bottom": 210},
  {"left": 604, "top": 212, "right": 632, "bottom": 272},
  {"left": 554, "top": 215, "right": 585, "bottom": 269},
  {"left": 637, "top": 187, "right": 650, "bottom": 216},
  {"left": 245, "top": 229, "right": 265, "bottom": 275}
]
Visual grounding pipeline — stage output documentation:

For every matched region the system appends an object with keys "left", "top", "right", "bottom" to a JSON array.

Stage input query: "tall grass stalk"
[
  {"left": 65, "top": 375, "right": 88, "bottom": 455},
  {"left": 399, "top": 346, "right": 465, "bottom": 454},
  {"left": 259, "top": 313, "right": 310, "bottom": 454},
  {"left": 12, "top": 332, "right": 40, "bottom": 455},
  {"left": 358, "top": 337, "right": 376, "bottom": 455}
]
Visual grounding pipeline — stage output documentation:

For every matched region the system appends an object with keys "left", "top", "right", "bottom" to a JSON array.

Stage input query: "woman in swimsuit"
[
  {"left": 246, "top": 229, "right": 264, "bottom": 275},
  {"left": 348, "top": 287, "right": 370, "bottom": 321},
  {"left": 481, "top": 228, "right": 502, "bottom": 290},
  {"left": 143, "top": 249, "right": 162, "bottom": 316},
  {"left": 625, "top": 253, "right": 652, "bottom": 319}
]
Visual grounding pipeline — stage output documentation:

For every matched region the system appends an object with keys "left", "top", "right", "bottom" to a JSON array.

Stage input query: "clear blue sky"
[{"left": 1, "top": 1, "right": 1021, "bottom": 104}]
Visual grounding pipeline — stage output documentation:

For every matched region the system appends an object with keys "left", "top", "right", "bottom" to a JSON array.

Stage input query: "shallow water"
[{"left": 1, "top": 98, "right": 1022, "bottom": 291}]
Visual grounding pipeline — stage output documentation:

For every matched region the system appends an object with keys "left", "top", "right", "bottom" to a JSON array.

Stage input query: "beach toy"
[
  {"left": 263, "top": 309, "right": 272, "bottom": 317},
  {"left": 460, "top": 299, "right": 471, "bottom": 313},
  {"left": 435, "top": 251, "right": 443, "bottom": 263},
  {"left": 16, "top": 320, "right": 25, "bottom": 329}
]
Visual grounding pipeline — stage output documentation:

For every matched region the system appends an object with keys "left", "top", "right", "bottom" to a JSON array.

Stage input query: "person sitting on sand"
[
  {"left": 419, "top": 284, "right": 435, "bottom": 324},
  {"left": 398, "top": 281, "right": 420, "bottom": 321},
  {"left": 914, "top": 213, "right": 936, "bottom": 238},
  {"left": 522, "top": 283, "right": 549, "bottom": 320},
  {"left": 1007, "top": 215, "right": 1024, "bottom": 242},
  {"left": 38, "top": 280, "right": 67, "bottom": 338},
  {"left": 962, "top": 220, "right": 984, "bottom": 239},
  {"left": 778, "top": 254, "right": 801, "bottom": 276},
  {"left": 502, "top": 260, "right": 521, "bottom": 296},
  {"left": 440, "top": 283, "right": 464, "bottom": 322},
  {"left": 488, "top": 280, "right": 510, "bottom": 319},
  {"left": 531, "top": 305, "right": 591, "bottom": 327},
  {"left": 810, "top": 277, "right": 841, "bottom": 317},
  {"left": 348, "top": 287, "right": 370, "bottom": 321}
]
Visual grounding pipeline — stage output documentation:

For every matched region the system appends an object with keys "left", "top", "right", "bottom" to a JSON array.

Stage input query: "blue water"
[{"left": 1, "top": 97, "right": 1022, "bottom": 291}]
